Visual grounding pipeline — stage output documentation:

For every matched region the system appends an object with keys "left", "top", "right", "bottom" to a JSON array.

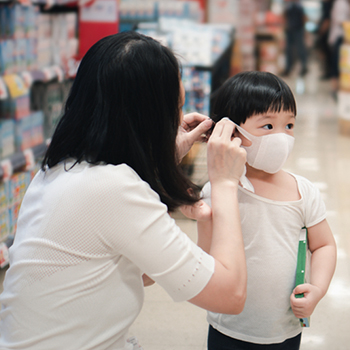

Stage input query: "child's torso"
[{"left": 204, "top": 173, "right": 326, "bottom": 344}]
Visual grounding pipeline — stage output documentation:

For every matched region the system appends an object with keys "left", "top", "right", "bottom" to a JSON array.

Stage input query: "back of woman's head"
[
  {"left": 211, "top": 71, "right": 296, "bottom": 125},
  {"left": 42, "top": 31, "right": 199, "bottom": 211}
]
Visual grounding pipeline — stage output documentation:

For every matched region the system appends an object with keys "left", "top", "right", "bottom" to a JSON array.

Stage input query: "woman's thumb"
[{"left": 188, "top": 119, "right": 213, "bottom": 143}]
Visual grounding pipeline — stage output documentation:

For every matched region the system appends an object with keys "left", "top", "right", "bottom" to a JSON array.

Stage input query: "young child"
[{"left": 198, "top": 71, "right": 337, "bottom": 349}]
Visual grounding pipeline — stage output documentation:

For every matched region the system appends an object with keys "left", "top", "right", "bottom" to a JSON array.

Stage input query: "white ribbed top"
[{"left": 0, "top": 161, "right": 214, "bottom": 350}]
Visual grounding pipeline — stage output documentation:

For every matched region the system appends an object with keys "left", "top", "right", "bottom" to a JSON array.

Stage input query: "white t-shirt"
[
  {"left": 202, "top": 173, "right": 326, "bottom": 345},
  {"left": 0, "top": 161, "right": 214, "bottom": 350}
]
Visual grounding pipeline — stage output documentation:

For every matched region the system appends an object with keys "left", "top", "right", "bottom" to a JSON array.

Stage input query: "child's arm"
[{"left": 290, "top": 219, "right": 337, "bottom": 319}]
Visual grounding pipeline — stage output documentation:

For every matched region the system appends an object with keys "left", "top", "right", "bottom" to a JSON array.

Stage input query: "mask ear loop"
[{"left": 233, "top": 123, "right": 255, "bottom": 149}]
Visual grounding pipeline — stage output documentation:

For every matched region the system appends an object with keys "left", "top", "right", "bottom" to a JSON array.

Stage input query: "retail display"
[
  {"left": 0, "top": 0, "right": 257, "bottom": 263},
  {"left": 119, "top": 0, "right": 202, "bottom": 32},
  {"left": 255, "top": 9, "right": 285, "bottom": 75},
  {"left": 207, "top": 0, "right": 258, "bottom": 74},
  {"left": 0, "top": 2, "right": 78, "bottom": 262},
  {"left": 137, "top": 17, "right": 233, "bottom": 116}
]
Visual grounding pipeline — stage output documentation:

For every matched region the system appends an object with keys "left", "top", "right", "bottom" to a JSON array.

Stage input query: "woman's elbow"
[
  {"left": 210, "top": 286, "right": 247, "bottom": 315},
  {"left": 224, "top": 288, "right": 247, "bottom": 314}
]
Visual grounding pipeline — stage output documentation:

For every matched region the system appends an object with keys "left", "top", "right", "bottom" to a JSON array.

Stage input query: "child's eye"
[
  {"left": 286, "top": 123, "right": 294, "bottom": 130},
  {"left": 262, "top": 124, "right": 273, "bottom": 130}
]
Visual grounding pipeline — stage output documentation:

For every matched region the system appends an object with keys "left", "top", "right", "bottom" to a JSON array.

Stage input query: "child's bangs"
[{"left": 267, "top": 89, "right": 297, "bottom": 116}]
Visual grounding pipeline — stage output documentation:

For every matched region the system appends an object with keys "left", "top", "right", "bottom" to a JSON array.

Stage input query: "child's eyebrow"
[{"left": 256, "top": 113, "right": 296, "bottom": 121}]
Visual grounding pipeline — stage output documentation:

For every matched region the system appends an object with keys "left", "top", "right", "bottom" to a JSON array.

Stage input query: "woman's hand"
[
  {"left": 176, "top": 112, "right": 213, "bottom": 162},
  {"left": 207, "top": 118, "right": 246, "bottom": 186},
  {"left": 180, "top": 199, "right": 212, "bottom": 222}
]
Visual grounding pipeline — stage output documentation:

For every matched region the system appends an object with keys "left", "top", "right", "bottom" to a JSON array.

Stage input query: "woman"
[{"left": 0, "top": 32, "right": 247, "bottom": 350}]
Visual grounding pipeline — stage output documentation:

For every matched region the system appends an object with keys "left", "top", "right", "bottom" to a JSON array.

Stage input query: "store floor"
[
  {"left": 0, "top": 60, "right": 350, "bottom": 349},
  {"left": 129, "top": 61, "right": 350, "bottom": 350}
]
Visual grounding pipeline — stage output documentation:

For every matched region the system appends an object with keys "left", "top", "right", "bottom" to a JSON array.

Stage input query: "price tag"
[
  {"left": 42, "top": 67, "right": 55, "bottom": 82},
  {"left": 0, "top": 78, "right": 8, "bottom": 100},
  {"left": 0, "top": 243, "right": 9, "bottom": 268},
  {"left": 0, "top": 159, "right": 13, "bottom": 182},
  {"left": 80, "top": 0, "right": 117, "bottom": 22},
  {"left": 24, "top": 148, "right": 35, "bottom": 171},
  {"left": 52, "top": 65, "right": 64, "bottom": 82},
  {"left": 21, "top": 71, "right": 34, "bottom": 89}
]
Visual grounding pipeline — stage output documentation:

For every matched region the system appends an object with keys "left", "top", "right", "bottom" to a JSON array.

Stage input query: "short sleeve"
[
  {"left": 97, "top": 165, "right": 215, "bottom": 302},
  {"left": 201, "top": 182, "right": 212, "bottom": 207},
  {"left": 295, "top": 175, "right": 327, "bottom": 228}
]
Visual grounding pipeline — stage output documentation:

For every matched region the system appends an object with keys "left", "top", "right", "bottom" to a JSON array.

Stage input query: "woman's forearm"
[{"left": 210, "top": 181, "right": 247, "bottom": 288}]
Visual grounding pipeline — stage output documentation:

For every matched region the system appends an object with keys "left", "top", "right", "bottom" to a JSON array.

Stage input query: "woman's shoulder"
[
  {"left": 53, "top": 162, "right": 148, "bottom": 198},
  {"left": 92, "top": 163, "right": 140, "bottom": 181},
  {"left": 86, "top": 163, "right": 149, "bottom": 192}
]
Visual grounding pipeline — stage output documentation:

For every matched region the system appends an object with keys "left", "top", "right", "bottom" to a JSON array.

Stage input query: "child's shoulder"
[{"left": 287, "top": 172, "right": 322, "bottom": 197}]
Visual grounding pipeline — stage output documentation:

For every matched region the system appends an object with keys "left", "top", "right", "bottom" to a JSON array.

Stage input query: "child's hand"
[{"left": 290, "top": 283, "right": 323, "bottom": 318}]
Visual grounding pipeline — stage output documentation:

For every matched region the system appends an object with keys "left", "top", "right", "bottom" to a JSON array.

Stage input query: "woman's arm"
[
  {"left": 290, "top": 219, "right": 337, "bottom": 318},
  {"left": 188, "top": 119, "right": 247, "bottom": 314}
]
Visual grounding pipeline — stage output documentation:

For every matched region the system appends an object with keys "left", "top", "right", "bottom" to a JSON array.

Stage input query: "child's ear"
[{"left": 234, "top": 129, "right": 252, "bottom": 147}]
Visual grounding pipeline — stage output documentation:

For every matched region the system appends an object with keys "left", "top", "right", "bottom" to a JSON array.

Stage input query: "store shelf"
[
  {"left": 194, "top": 36, "right": 234, "bottom": 114},
  {"left": 0, "top": 141, "right": 48, "bottom": 182}
]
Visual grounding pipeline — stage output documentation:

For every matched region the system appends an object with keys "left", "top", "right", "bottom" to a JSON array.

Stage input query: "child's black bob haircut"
[
  {"left": 42, "top": 31, "right": 200, "bottom": 212},
  {"left": 211, "top": 71, "right": 297, "bottom": 125}
]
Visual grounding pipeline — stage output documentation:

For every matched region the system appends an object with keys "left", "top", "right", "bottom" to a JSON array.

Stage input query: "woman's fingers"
[
  {"left": 180, "top": 200, "right": 212, "bottom": 221},
  {"left": 182, "top": 112, "right": 209, "bottom": 129},
  {"left": 207, "top": 118, "right": 246, "bottom": 185},
  {"left": 210, "top": 117, "right": 235, "bottom": 139}
]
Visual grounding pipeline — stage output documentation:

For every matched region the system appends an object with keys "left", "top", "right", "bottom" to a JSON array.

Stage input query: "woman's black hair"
[
  {"left": 42, "top": 31, "right": 200, "bottom": 212},
  {"left": 211, "top": 71, "right": 297, "bottom": 125}
]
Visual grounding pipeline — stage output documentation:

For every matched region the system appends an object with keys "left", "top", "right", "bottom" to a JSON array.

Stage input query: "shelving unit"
[{"left": 0, "top": 0, "right": 78, "bottom": 265}]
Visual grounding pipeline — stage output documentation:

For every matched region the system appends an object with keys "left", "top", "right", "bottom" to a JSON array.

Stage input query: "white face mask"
[{"left": 235, "top": 124, "right": 295, "bottom": 174}]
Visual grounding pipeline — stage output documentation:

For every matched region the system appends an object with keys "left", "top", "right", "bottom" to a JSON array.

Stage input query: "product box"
[
  {"left": 259, "top": 41, "right": 279, "bottom": 61},
  {"left": 8, "top": 201, "right": 20, "bottom": 235},
  {"left": 340, "top": 71, "right": 350, "bottom": 91},
  {"left": 340, "top": 44, "right": 350, "bottom": 72},
  {"left": 1, "top": 40, "right": 15, "bottom": 75},
  {"left": 13, "top": 4, "right": 26, "bottom": 40},
  {"left": 0, "top": 210, "right": 10, "bottom": 242},
  {"left": 0, "top": 181, "right": 9, "bottom": 212},
  {"left": 0, "top": 119, "right": 15, "bottom": 159},
  {"left": 31, "top": 110, "right": 44, "bottom": 147},
  {"left": 343, "top": 21, "right": 350, "bottom": 44},
  {"left": 15, "top": 113, "right": 32, "bottom": 151},
  {"left": 42, "top": 82, "right": 64, "bottom": 138},
  {"left": 0, "top": 242, "right": 9, "bottom": 267},
  {"left": 337, "top": 91, "right": 350, "bottom": 136},
  {"left": 7, "top": 172, "right": 28, "bottom": 207}
]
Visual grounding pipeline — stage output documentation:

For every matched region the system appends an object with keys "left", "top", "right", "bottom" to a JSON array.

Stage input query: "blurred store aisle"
[{"left": 129, "top": 60, "right": 350, "bottom": 350}]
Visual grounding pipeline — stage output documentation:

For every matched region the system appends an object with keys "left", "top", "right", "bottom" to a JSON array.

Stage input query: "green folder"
[{"left": 295, "top": 227, "right": 310, "bottom": 327}]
